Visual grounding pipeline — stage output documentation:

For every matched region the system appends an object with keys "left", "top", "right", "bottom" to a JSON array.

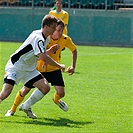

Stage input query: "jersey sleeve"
[
  {"left": 65, "top": 36, "right": 76, "bottom": 52},
  {"left": 33, "top": 38, "right": 46, "bottom": 56},
  {"left": 64, "top": 12, "right": 69, "bottom": 25},
  {"left": 49, "top": 11, "right": 53, "bottom": 15}
]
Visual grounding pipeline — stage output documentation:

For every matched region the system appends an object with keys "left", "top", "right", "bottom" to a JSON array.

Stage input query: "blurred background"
[{"left": 0, "top": 0, "right": 133, "bottom": 47}]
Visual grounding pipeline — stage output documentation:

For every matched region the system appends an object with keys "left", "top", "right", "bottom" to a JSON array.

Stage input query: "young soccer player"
[
  {"left": 49, "top": 0, "right": 69, "bottom": 35},
  {"left": 0, "top": 14, "right": 65, "bottom": 115},
  {"left": 5, "top": 19, "right": 77, "bottom": 119}
]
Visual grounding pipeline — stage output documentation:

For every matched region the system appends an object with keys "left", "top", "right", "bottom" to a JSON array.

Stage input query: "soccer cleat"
[
  {"left": 5, "top": 110, "right": 15, "bottom": 117},
  {"left": 19, "top": 104, "right": 37, "bottom": 119},
  {"left": 57, "top": 100, "right": 68, "bottom": 112}
]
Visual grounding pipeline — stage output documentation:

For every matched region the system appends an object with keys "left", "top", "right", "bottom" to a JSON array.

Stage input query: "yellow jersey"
[
  {"left": 37, "top": 34, "right": 76, "bottom": 72},
  {"left": 49, "top": 10, "right": 69, "bottom": 35}
]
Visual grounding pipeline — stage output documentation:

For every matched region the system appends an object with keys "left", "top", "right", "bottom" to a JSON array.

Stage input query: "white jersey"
[{"left": 6, "top": 29, "right": 50, "bottom": 72}]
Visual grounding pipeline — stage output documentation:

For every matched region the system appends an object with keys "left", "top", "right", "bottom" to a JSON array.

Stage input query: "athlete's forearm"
[
  {"left": 46, "top": 44, "right": 59, "bottom": 55},
  {"left": 72, "top": 49, "right": 77, "bottom": 68},
  {"left": 38, "top": 52, "right": 65, "bottom": 71},
  {"left": 44, "top": 55, "right": 60, "bottom": 68}
]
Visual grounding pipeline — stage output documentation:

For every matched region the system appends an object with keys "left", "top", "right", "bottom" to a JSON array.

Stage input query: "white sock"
[{"left": 22, "top": 89, "right": 44, "bottom": 110}]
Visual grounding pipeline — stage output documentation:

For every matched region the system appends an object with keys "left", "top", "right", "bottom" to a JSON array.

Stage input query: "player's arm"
[
  {"left": 66, "top": 49, "right": 77, "bottom": 75},
  {"left": 38, "top": 52, "right": 65, "bottom": 72},
  {"left": 72, "top": 49, "right": 77, "bottom": 69},
  {"left": 64, "top": 12, "right": 69, "bottom": 27},
  {"left": 37, "top": 45, "right": 59, "bottom": 72},
  {"left": 46, "top": 44, "right": 60, "bottom": 55}
]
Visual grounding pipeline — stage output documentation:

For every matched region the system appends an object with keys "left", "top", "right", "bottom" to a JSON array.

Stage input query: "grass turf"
[{"left": 0, "top": 42, "right": 132, "bottom": 133}]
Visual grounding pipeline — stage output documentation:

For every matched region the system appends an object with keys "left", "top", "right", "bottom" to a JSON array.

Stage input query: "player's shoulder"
[
  {"left": 49, "top": 10, "right": 56, "bottom": 14},
  {"left": 62, "top": 10, "right": 68, "bottom": 14},
  {"left": 32, "top": 29, "right": 41, "bottom": 34},
  {"left": 31, "top": 29, "right": 44, "bottom": 41},
  {"left": 62, "top": 34, "right": 74, "bottom": 44},
  {"left": 61, "top": 34, "right": 73, "bottom": 43},
  {"left": 62, "top": 34, "right": 69, "bottom": 40},
  {"left": 32, "top": 29, "right": 42, "bottom": 37}
]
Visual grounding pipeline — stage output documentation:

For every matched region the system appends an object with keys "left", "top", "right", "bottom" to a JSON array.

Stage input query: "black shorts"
[
  {"left": 41, "top": 69, "right": 64, "bottom": 87},
  {"left": 4, "top": 77, "right": 15, "bottom": 86},
  {"left": 4, "top": 74, "right": 43, "bottom": 88},
  {"left": 24, "top": 74, "right": 43, "bottom": 88}
]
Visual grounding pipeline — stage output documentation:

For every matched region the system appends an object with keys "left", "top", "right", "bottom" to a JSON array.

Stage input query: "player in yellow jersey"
[
  {"left": 49, "top": 0, "right": 69, "bottom": 35},
  {"left": 5, "top": 19, "right": 77, "bottom": 119}
]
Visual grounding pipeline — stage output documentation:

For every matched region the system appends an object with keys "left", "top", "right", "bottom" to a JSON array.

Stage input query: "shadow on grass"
[
  {"left": 26, "top": 117, "right": 94, "bottom": 128},
  {"left": 74, "top": 71, "right": 80, "bottom": 74},
  {"left": 0, "top": 117, "right": 94, "bottom": 128}
]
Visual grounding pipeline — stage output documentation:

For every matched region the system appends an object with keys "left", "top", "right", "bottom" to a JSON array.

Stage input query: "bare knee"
[
  {"left": 58, "top": 92, "right": 65, "bottom": 98},
  {"left": 34, "top": 78, "right": 50, "bottom": 95},
  {"left": 54, "top": 86, "right": 65, "bottom": 98},
  {"left": 0, "top": 83, "right": 13, "bottom": 100},
  {"left": 44, "top": 84, "right": 50, "bottom": 93},
  {"left": 20, "top": 87, "right": 31, "bottom": 96},
  {"left": 57, "top": 89, "right": 65, "bottom": 98},
  {"left": 38, "top": 84, "right": 50, "bottom": 95}
]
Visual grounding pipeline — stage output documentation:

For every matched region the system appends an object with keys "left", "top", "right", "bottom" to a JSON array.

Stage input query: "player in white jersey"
[
  {"left": 4, "top": 29, "right": 50, "bottom": 85},
  {"left": 0, "top": 15, "right": 65, "bottom": 114}
]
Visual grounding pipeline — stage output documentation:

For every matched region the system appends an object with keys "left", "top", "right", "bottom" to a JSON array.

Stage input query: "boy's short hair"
[
  {"left": 54, "top": 0, "right": 62, "bottom": 4},
  {"left": 42, "top": 14, "right": 58, "bottom": 28},
  {"left": 57, "top": 19, "right": 65, "bottom": 28}
]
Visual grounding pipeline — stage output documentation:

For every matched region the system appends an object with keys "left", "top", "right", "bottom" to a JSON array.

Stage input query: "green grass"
[{"left": 0, "top": 42, "right": 132, "bottom": 133}]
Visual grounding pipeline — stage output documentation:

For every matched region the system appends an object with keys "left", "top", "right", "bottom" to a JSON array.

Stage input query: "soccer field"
[{"left": 0, "top": 42, "right": 132, "bottom": 133}]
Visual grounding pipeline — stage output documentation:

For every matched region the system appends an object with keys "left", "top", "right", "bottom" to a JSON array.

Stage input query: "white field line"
[{"left": 62, "top": 52, "right": 132, "bottom": 57}]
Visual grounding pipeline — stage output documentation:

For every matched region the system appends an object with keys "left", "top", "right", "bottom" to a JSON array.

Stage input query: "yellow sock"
[
  {"left": 11, "top": 91, "right": 25, "bottom": 112},
  {"left": 53, "top": 93, "right": 61, "bottom": 104}
]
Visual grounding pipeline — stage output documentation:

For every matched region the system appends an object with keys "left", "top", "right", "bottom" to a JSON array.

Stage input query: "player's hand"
[
  {"left": 48, "top": 44, "right": 60, "bottom": 54},
  {"left": 66, "top": 66, "right": 75, "bottom": 75},
  {"left": 60, "top": 64, "right": 65, "bottom": 72}
]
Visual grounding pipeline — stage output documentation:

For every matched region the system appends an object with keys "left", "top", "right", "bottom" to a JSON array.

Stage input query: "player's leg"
[
  {"left": 42, "top": 69, "right": 65, "bottom": 104},
  {"left": 53, "top": 86, "right": 65, "bottom": 104},
  {"left": 0, "top": 72, "right": 15, "bottom": 102},
  {"left": 47, "top": 70, "right": 68, "bottom": 112},
  {"left": 53, "top": 86, "right": 68, "bottom": 112},
  {"left": 42, "top": 70, "right": 68, "bottom": 111},
  {"left": 20, "top": 78, "right": 50, "bottom": 109},
  {"left": 20, "top": 70, "right": 50, "bottom": 107},
  {"left": 5, "top": 87, "right": 31, "bottom": 116},
  {"left": 19, "top": 74, "right": 50, "bottom": 118},
  {"left": 0, "top": 62, "right": 21, "bottom": 103},
  {"left": 0, "top": 83, "right": 14, "bottom": 101},
  {"left": 11, "top": 87, "right": 31, "bottom": 112},
  {"left": 0, "top": 63, "right": 17, "bottom": 102}
]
